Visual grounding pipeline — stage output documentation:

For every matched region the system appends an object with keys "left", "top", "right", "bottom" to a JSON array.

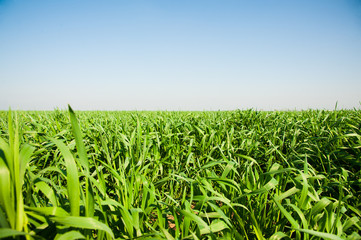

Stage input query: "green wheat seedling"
[{"left": 0, "top": 110, "right": 35, "bottom": 239}]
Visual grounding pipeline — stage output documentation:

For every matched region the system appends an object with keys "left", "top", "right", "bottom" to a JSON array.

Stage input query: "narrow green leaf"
[
  {"left": 274, "top": 198, "right": 300, "bottom": 229},
  {"left": 200, "top": 220, "right": 229, "bottom": 235},
  {"left": 343, "top": 216, "right": 360, "bottom": 231},
  {"left": 294, "top": 228, "right": 343, "bottom": 240},
  {"left": 310, "top": 197, "right": 332, "bottom": 216},
  {"left": 274, "top": 187, "right": 300, "bottom": 202},
  {"left": 347, "top": 232, "right": 361, "bottom": 240},
  {"left": 26, "top": 206, "right": 70, "bottom": 217},
  {"left": 55, "top": 231, "right": 85, "bottom": 240},
  {"left": 160, "top": 227, "right": 175, "bottom": 240},
  {"left": 68, "top": 105, "right": 89, "bottom": 172},
  {"left": 19, "top": 144, "right": 35, "bottom": 185},
  {"left": 247, "top": 178, "right": 278, "bottom": 195},
  {"left": 269, "top": 232, "right": 289, "bottom": 240},
  {"left": 0, "top": 141, "right": 13, "bottom": 228},
  {"left": 68, "top": 106, "right": 94, "bottom": 218},
  {"left": 50, "top": 216, "right": 114, "bottom": 239},
  {"left": 0, "top": 228, "right": 28, "bottom": 239},
  {"left": 49, "top": 137, "right": 80, "bottom": 216},
  {"left": 35, "top": 181, "right": 58, "bottom": 207},
  {"left": 179, "top": 209, "right": 210, "bottom": 233}
]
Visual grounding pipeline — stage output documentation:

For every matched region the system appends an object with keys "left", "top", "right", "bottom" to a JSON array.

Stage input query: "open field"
[{"left": 0, "top": 107, "right": 360, "bottom": 239}]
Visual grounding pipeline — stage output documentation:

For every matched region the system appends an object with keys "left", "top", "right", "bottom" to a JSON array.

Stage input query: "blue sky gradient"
[{"left": 1, "top": 0, "right": 360, "bottom": 110}]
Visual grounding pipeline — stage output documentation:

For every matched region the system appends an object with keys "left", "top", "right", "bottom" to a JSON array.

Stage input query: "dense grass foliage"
[{"left": 0, "top": 108, "right": 360, "bottom": 239}]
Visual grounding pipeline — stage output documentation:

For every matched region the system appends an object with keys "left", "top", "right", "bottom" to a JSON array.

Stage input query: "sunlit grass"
[{"left": 0, "top": 107, "right": 360, "bottom": 239}]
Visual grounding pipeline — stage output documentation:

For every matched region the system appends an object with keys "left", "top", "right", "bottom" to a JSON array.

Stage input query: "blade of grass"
[
  {"left": 50, "top": 137, "right": 80, "bottom": 216},
  {"left": 68, "top": 105, "right": 94, "bottom": 218},
  {"left": 50, "top": 216, "right": 114, "bottom": 239}
]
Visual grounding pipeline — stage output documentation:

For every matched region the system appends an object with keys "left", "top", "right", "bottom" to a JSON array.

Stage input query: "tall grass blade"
[{"left": 50, "top": 138, "right": 80, "bottom": 216}]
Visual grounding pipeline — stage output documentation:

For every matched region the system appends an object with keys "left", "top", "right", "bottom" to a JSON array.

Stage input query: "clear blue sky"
[{"left": 1, "top": 0, "right": 360, "bottom": 110}]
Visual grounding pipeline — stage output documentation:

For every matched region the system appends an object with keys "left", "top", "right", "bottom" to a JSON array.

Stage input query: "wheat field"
[{"left": 0, "top": 106, "right": 360, "bottom": 239}]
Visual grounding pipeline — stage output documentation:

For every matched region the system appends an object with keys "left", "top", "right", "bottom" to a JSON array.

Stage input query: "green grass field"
[{"left": 0, "top": 107, "right": 360, "bottom": 239}]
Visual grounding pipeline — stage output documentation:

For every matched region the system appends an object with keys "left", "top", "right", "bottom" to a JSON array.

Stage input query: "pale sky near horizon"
[{"left": 1, "top": 0, "right": 360, "bottom": 111}]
